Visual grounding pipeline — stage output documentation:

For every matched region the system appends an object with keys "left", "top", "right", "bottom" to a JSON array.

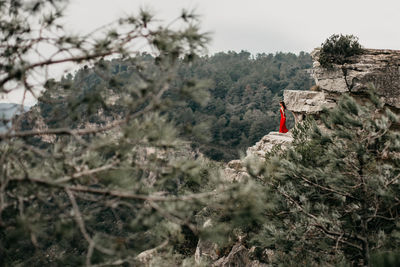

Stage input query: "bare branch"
[
  {"left": 12, "top": 176, "right": 222, "bottom": 202},
  {"left": 55, "top": 161, "right": 119, "bottom": 183},
  {"left": 65, "top": 188, "right": 114, "bottom": 257},
  {"left": 293, "top": 172, "right": 357, "bottom": 200}
]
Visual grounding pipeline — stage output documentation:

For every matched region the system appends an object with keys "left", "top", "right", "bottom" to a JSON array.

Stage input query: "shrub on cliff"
[{"left": 319, "top": 34, "right": 363, "bottom": 69}]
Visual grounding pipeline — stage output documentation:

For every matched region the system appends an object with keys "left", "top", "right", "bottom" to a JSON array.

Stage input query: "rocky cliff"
[
  {"left": 213, "top": 47, "right": 400, "bottom": 266},
  {"left": 285, "top": 48, "right": 400, "bottom": 124},
  {"left": 223, "top": 132, "right": 293, "bottom": 182},
  {"left": 223, "top": 47, "right": 400, "bottom": 191}
]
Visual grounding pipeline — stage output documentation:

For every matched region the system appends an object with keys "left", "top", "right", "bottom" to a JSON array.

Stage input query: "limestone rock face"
[
  {"left": 246, "top": 132, "right": 293, "bottom": 159},
  {"left": 223, "top": 132, "right": 293, "bottom": 183},
  {"left": 283, "top": 90, "right": 337, "bottom": 122},
  {"left": 224, "top": 47, "right": 400, "bottom": 187},
  {"left": 223, "top": 160, "right": 249, "bottom": 182},
  {"left": 219, "top": 47, "right": 400, "bottom": 266},
  {"left": 312, "top": 48, "right": 400, "bottom": 108},
  {"left": 284, "top": 48, "right": 400, "bottom": 122}
]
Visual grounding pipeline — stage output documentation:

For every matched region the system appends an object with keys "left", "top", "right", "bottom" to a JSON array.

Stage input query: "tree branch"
[
  {"left": 65, "top": 188, "right": 114, "bottom": 257},
  {"left": 12, "top": 176, "right": 222, "bottom": 202}
]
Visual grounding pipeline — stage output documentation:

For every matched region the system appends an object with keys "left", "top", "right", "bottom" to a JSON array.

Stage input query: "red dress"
[{"left": 279, "top": 108, "right": 288, "bottom": 133}]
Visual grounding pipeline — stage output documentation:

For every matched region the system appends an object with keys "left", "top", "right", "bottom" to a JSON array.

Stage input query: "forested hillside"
[
  {"left": 171, "top": 51, "right": 313, "bottom": 160},
  {"left": 35, "top": 51, "right": 313, "bottom": 161},
  {"left": 0, "top": 103, "right": 28, "bottom": 132},
  {"left": 2, "top": 1, "right": 400, "bottom": 265}
]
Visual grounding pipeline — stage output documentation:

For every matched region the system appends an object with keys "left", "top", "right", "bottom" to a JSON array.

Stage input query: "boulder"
[{"left": 283, "top": 90, "right": 337, "bottom": 122}]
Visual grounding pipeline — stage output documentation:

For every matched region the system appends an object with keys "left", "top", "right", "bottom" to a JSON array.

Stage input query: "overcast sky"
[
  {"left": 66, "top": 0, "right": 400, "bottom": 54},
  {"left": 3, "top": 0, "right": 400, "bottom": 105}
]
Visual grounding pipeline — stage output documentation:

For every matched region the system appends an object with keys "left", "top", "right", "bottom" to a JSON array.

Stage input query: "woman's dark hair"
[{"left": 280, "top": 101, "right": 286, "bottom": 110}]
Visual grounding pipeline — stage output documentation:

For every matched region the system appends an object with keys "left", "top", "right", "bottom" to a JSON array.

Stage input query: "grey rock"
[
  {"left": 223, "top": 167, "right": 250, "bottom": 183},
  {"left": 283, "top": 90, "right": 337, "bottom": 122},
  {"left": 223, "top": 132, "right": 292, "bottom": 183},
  {"left": 220, "top": 47, "right": 400, "bottom": 266},
  {"left": 227, "top": 160, "right": 245, "bottom": 170},
  {"left": 246, "top": 131, "right": 293, "bottom": 159},
  {"left": 223, "top": 160, "right": 249, "bottom": 183},
  {"left": 312, "top": 48, "right": 400, "bottom": 108},
  {"left": 195, "top": 240, "right": 219, "bottom": 264},
  {"left": 195, "top": 219, "right": 220, "bottom": 264}
]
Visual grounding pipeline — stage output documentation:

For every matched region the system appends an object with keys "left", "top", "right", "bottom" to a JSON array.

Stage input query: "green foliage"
[
  {"left": 371, "top": 251, "right": 400, "bottom": 267},
  {"left": 7, "top": 1, "right": 396, "bottom": 266},
  {"left": 1, "top": 2, "right": 314, "bottom": 262},
  {"left": 252, "top": 90, "right": 400, "bottom": 265},
  {"left": 0, "top": 1, "right": 248, "bottom": 266},
  {"left": 319, "top": 34, "right": 364, "bottom": 69},
  {"left": 171, "top": 51, "right": 313, "bottom": 161},
  {"left": 36, "top": 51, "right": 313, "bottom": 162}
]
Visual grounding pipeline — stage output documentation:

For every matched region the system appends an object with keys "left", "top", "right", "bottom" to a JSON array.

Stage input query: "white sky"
[
  {"left": 65, "top": 0, "right": 400, "bottom": 54},
  {"left": 3, "top": 0, "right": 400, "bottom": 105}
]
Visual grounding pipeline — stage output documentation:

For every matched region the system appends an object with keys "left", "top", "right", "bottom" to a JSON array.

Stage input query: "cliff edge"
[{"left": 224, "top": 48, "right": 400, "bottom": 182}]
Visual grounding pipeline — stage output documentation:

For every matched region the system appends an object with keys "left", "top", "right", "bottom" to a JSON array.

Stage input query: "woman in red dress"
[{"left": 279, "top": 101, "right": 289, "bottom": 133}]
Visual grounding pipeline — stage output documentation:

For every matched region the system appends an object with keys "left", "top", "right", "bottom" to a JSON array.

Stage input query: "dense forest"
[
  {"left": 34, "top": 51, "right": 313, "bottom": 161},
  {"left": 2, "top": 1, "right": 400, "bottom": 266},
  {"left": 170, "top": 51, "right": 313, "bottom": 160}
]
